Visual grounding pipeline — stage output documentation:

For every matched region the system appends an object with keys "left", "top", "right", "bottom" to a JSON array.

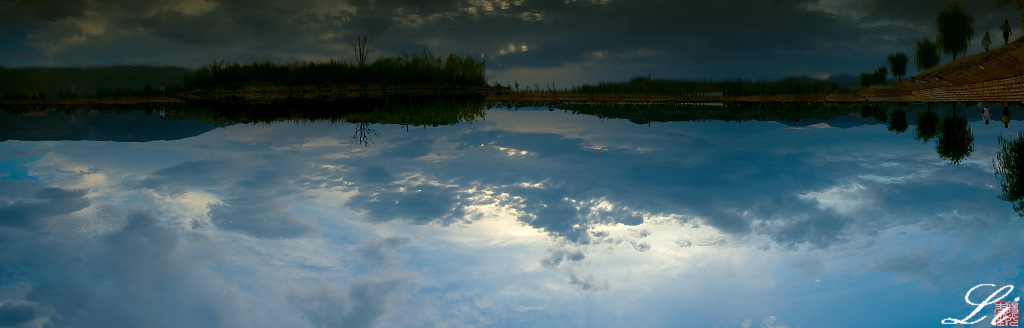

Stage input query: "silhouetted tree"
[
  {"left": 873, "top": 67, "right": 888, "bottom": 85},
  {"left": 859, "top": 67, "right": 890, "bottom": 87},
  {"left": 352, "top": 35, "right": 376, "bottom": 67},
  {"left": 936, "top": 2, "right": 975, "bottom": 60},
  {"left": 888, "top": 53, "right": 909, "bottom": 81},
  {"left": 998, "top": 0, "right": 1024, "bottom": 27},
  {"left": 936, "top": 108, "right": 975, "bottom": 165},
  {"left": 915, "top": 38, "right": 942, "bottom": 71},
  {"left": 995, "top": 130, "right": 1024, "bottom": 216},
  {"left": 351, "top": 122, "right": 380, "bottom": 147},
  {"left": 916, "top": 105, "right": 941, "bottom": 142},
  {"left": 889, "top": 107, "right": 909, "bottom": 133}
]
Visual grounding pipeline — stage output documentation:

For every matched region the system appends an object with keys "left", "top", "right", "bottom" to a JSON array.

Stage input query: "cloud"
[
  {"left": 6, "top": 0, "right": 1012, "bottom": 81},
  {"left": 15, "top": 0, "right": 88, "bottom": 22},
  {"left": 346, "top": 165, "right": 394, "bottom": 185},
  {"left": 0, "top": 302, "right": 56, "bottom": 328},
  {"left": 541, "top": 248, "right": 585, "bottom": 269},
  {"left": 567, "top": 271, "right": 608, "bottom": 291},
  {"left": 103, "top": 211, "right": 180, "bottom": 276},
  {"left": 1, "top": 210, "right": 232, "bottom": 327},
  {"left": 354, "top": 236, "right": 411, "bottom": 268},
  {"left": 757, "top": 212, "right": 850, "bottom": 249},
  {"left": 0, "top": 187, "right": 89, "bottom": 230},
  {"left": 290, "top": 280, "right": 407, "bottom": 328},
  {"left": 136, "top": 161, "right": 316, "bottom": 239},
  {"left": 208, "top": 199, "right": 314, "bottom": 239},
  {"left": 347, "top": 183, "right": 468, "bottom": 225},
  {"left": 134, "top": 160, "right": 231, "bottom": 196}
]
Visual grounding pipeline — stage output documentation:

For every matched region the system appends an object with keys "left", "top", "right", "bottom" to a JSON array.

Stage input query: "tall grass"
[{"left": 182, "top": 51, "right": 487, "bottom": 90}]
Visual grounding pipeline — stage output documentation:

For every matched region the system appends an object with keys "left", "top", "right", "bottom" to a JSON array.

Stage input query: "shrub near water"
[
  {"left": 182, "top": 51, "right": 487, "bottom": 90},
  {"left": 996, "top": 131, "right": 1024, "bottom": 216}
]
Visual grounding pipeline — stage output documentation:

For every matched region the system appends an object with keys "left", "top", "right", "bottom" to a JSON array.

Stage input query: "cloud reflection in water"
[{"left": 0, "top": 107, "right": 1021, "bottom": 327}]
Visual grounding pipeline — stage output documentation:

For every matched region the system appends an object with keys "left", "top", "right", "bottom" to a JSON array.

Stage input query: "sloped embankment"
[{"left": 868, "top": 37, "right": 1024, "bottom": 102}]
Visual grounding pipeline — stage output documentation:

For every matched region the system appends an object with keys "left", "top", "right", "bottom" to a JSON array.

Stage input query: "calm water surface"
[{"left": 2, "top": 104, "right": 1023, "bottom": 327}]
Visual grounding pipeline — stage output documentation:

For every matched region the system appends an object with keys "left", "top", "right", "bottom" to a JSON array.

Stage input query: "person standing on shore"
[
  {"left": 1001, "top": 19, "right": 1013, "bottom": 45},
  {"left": 983, "top": 31, "right": 993, "bottom": 51}
]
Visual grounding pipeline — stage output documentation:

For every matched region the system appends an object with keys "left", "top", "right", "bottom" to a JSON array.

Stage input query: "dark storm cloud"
[
  {"left": 6, "top": 0, "right": 1018, "bottom": 81},
  {"left": 142, "top": 12, "right": 236, "bottom": 46},
  {"left": 0, "top": 187, "right": 89, "bottom": 230},
  {"left": 15, "top": 0, "right": 87, "bottom": 21}
]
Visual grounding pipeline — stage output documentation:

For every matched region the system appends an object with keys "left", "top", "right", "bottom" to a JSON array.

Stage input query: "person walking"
[
  {"left": 983, "top": 31, "right": 993, "bottom": 51},
  {"left": 1001, "top": 19, "right": 1013, "bottom": 45}
]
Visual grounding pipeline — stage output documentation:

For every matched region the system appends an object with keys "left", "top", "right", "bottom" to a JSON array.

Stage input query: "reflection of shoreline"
[
  {"left": 0, "top": 98, "right": 183, "bottom": 105},
  {"left": 487, "top": 91, "right": 867, "bottom": 103},
  {"left": 183, "top": 84, "right": 505, "bottom": 101},
  {"left": 6, "top": 99, "right": 1023, "bottom": 131},
  {"left": 0, "top": 92, "right": 1017, "bottom": 106}
]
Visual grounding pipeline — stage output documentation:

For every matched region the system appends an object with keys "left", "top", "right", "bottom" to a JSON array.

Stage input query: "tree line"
[
  {"left": 182, "top": 50, "right": 487, "bottom": 90},
  {"left": 1, "top": 36, "right": 490, "bottom": 101},
  {"left": 568, "top": 76, "right": 853, "bottom": 97}
]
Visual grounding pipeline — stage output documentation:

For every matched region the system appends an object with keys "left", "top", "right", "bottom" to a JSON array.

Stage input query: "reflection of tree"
[
  {"left": 995, "top": 131, "right": 1024, "bottom": 216},
  {"left": 915, "top": 106, "right": 941, "bottom": 142},
  {"left": 888, "top": 107, "right": 909, "bottom": 133},
  {"left": 935, "top": 108, "right": 975, "bottom": 165},
  {"left": 351, "top": 122, "right": 380, "bottom": 147},
  {"left": 860, "top": 104, "right": 887, "bottom": 122}
]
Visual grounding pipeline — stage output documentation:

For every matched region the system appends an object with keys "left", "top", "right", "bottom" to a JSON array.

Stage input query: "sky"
[
  {"left": 1, "top": 0, "right": 1022, "bottom": 86},
  {"left": 4, "top": 104, "right": 1024, "bottom": 327}
]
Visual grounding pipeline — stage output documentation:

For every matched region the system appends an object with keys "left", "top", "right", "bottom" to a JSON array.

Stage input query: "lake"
[{"left": 2, "top": 102, "right": 1023, "bottom": 327}]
